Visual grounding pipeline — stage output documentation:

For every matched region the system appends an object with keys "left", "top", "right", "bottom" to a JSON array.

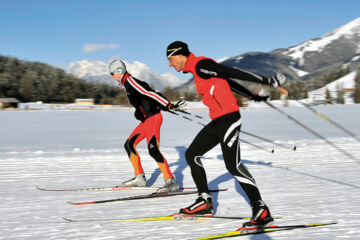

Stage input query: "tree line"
[
  {"left": 0, "top": 56, "right": 123, "bottom": 104},
  {"left": 1, "top": 55, "right": 359, "bottom": 106},
  {"left": 282, "top": 66, "right": 360, "bottom": 104}
]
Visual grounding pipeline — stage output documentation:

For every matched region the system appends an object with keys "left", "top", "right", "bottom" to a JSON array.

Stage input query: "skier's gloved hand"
[
  {"left": 267, "top": 71, "right": 287, "bottom": 88},
  {"left": 167, "top": 100, "right": 186, "bottom": 111},
  {"left": 251, "top": 95, "right": 270, "bottom": 102}
]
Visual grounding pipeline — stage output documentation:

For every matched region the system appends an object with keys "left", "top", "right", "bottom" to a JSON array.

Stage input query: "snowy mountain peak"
[
  {"left": 324, "top": 17, "right": 360, "bottom": 39},
  {"left": 67, "top": 60, "right": 108, "bottom": 78},
  {"left": 66, "top": 60, "right": 183, "bottom": 90},
  {"left": 283, "top": 18, "right": 360, "bottom": 65}
]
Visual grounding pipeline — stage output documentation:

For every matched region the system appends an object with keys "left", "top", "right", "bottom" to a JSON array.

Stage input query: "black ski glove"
[{"left": 167, "top": 100, "right": 186, "bottom": 111}]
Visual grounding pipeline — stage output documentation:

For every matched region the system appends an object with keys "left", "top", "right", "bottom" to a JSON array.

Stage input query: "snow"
[
  {"left": 308, "top": 71, "right": 357, "bottom": 102},
  {"left": 217, "top": 56, "right": 243, "bottom": 64},
  {"left": 1, "top": 104, "right": 360, "bottom": 240},
  {"left": 351, "top": 55, "right": 360, "bottom": 62},
  {"left": 288, "top": 65, "right": 309, "bottom": 77},
  {"left": 283, "top": 18, "right": 360, "bottom": 65},
  {"left": 217, "top": 57, "right": 230, "bottom": 63}
]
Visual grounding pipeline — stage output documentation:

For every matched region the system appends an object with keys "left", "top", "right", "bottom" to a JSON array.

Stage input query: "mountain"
[
  {"left": 224, "top": 17, "right": 360, "bottom": 79},
  {"left": 67, "top": 60, "right": 183, "bottom": 90},
  {"left": 67, "top": 18, "right": 360, "bottom": 94},
  {"left": 282, "top": 17, "right": 360, "bottom": 78},
  {"left": 176, "top": 17, "right": 360, "bottom": 93}
]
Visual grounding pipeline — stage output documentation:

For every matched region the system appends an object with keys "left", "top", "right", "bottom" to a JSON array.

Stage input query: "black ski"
[{"left": 68, "top": 189, "right": 227, "bottom": 205}]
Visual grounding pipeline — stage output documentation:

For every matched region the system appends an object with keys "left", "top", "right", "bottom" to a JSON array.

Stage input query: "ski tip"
[
  {"left": 236, "top": 221, "right": 338, "bottom": 231},
  {"left": 315, "top": 222, "right": 338, "bottom": 226},
  {"left": 209, "top": 188, "right": 228, "bottom": 192},
  {"left": 69, "top": 201, "right": 96, "bottom": 206},
  {"left": 68, "top": 201, "right": 90, "bottom": 206},
  {"left": 35, "top": 186, "right": 44, "bottom": 191},
  {"left": 63, "top": 217, "right": 73, "bottom": 222}
]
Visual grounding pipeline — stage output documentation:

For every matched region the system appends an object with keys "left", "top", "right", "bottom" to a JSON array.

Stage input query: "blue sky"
[{"left": 1, "top": 0, "right": 359, "bottom": 79}]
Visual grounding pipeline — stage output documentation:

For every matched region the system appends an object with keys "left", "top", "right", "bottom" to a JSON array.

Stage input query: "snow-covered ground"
[{"left": 1, "top": 104, "right": 360, "bottom": 240}]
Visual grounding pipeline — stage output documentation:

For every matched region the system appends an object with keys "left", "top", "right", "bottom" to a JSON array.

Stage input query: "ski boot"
[
  {"left": 119, "top": 173, "right": 146, "bottom": 187},
  {"left": 242, "top": 200, "right": 274, "bottom": 227},
  {"left": 156, "top": 178, "right": 180, "bottom": 193},
  {"left": 179, "top": 192, "right": 213, "bottom": 215}
]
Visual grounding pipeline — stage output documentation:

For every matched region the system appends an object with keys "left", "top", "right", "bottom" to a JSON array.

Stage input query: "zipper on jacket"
[{"left": 210, "top": 85, "right": 222, "bottom": 109}]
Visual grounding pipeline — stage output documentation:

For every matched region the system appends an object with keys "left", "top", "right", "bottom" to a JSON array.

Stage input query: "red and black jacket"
[
  {"left": 183, "top": 53, "right": 241, "bottom": 120},
  {"left": 120, "top": 72, "right": 171, "bottom": 122},
  {"left": 183, "top": 53, "right": 268, "bottom": 120}
]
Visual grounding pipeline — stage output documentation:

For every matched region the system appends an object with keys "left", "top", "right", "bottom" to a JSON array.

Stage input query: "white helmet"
[{"left": 109, "top": 60, "right": 126, "bottom": 75}]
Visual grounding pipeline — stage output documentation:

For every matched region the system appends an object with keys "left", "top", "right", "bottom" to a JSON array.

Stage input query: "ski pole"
[
  {"left": 265, "top": 101, "right": 358, "bottom": 162},
  {"left": 175, "top": 108, "right": 204, "bottom": 119},
  {"left": 168, "top": 110, "right": 274, "bottom": 154},
  {"left": 240, "top": 139, "right": 274, "bottom": 154},
  {"left": 241, "top": 130, "right": 296, "bottom": 151},
  {"left": 299, "top": 101, "right": 360, "bottom": 143},
  {"left": 279, "top": 87, "right": 360, "bottom": 143},
  {"left": 168, "top": 110, "right": 206, "bottom": 126},
  {"left": 174, "top": 108, "right": 296, "bottom": 151}
]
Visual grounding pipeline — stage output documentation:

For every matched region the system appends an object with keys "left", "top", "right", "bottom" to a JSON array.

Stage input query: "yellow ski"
[
  {"left": 63, "top": 214, "right": 252, "bottom": 223},
  {"left": 193, "top": 222, "right": 337, "bottom": 240}
]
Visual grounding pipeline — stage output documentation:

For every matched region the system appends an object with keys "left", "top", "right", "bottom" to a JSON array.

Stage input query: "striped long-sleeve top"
[{"left": 120, "top": 72, "right": 171, "bottom": 122}]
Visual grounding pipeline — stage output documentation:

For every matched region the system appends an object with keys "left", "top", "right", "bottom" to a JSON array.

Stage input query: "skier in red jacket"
[
  {"left": 166, "top": 41, "right": 286, "bottom": 227},
  {"left": 109, "top": 59, "right": 183, "bottom": 193}
]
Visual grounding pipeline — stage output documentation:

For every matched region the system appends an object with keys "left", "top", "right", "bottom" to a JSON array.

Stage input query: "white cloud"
[{"left": 83, "top": 43, "right": 118, "bottom": 53}]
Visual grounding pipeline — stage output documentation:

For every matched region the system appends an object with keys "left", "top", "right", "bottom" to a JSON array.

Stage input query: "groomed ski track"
[{"left": 1, "top": 105, "right": 359, "bottom": 239}]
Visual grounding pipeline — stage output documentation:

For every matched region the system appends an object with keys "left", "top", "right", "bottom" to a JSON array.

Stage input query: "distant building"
[
  {"left": 344, "top": 88, "right": 356, "bottom": 104},
  {"left": 74, "top": 98, "right": 94, "bottom": 105},
  {"left": 0, "top": 98, "right": 20, "bottom": 109}
]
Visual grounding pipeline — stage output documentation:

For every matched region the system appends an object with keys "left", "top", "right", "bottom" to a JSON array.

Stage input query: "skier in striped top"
[{"left": 109, "top": 60, "right": 182, "bottom": 193}]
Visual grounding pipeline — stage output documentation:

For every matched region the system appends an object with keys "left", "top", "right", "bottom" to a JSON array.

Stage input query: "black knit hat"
[{"left": 166, "top": 41, "right": 190, "bottom": 58}]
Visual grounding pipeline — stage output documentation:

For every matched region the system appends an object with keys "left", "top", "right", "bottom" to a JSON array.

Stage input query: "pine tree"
[
  {"left": 325, "top": 88, "right": 333, "bottom": 104},
  {"left": 287, "top": 80, "right": 307, "bottom": 100},
  {"left": 162, "top": 87, "right": 180, "bottom": 101},
  {"left": 0, "top": 55, "right": 122, "bottom": 104},
  {"left": 234, "top": 93, "right": 244, "bottom": 107},
  {"left": 336, "top": 83, "right": 344, "bottom": 104},
  {"left": 354, "top": 71, "right": 360, "bottom": 103}
]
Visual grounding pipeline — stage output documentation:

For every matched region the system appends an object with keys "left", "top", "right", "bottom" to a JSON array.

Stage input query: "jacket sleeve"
[
  {"left": 155, "top": 91, "right": 173, "bottom": 110},
  {"left": 126, "top": 77, "right": 170, "bottom": 109},
  {"left": 195, "top": 59, "right": 271, "bottom": 99},
  {"left": 195, "top": 59, "right": 268, "bottom": 85},
  {"left": 227, "top": 79, "right": 257, "bottom": 99}
]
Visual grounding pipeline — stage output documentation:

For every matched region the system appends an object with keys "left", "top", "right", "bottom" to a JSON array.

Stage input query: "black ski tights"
[{"left": 185, "top": 111, "right": 262, "bottom": 205}]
